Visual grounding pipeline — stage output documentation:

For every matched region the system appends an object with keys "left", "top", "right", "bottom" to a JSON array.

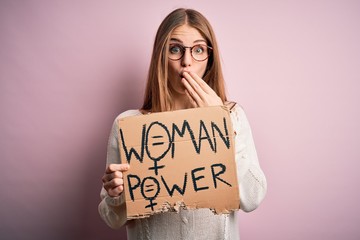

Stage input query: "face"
[{"left": 167, "top": 24, "right": 209, "bottom": 95}]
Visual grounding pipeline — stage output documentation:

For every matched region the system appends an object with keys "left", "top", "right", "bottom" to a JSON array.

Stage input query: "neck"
[{"left": 171, "top": 91, "right": 192, "bottom": 111}]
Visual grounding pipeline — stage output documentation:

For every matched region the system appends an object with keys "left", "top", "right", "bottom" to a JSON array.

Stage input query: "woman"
[{"left": 99, "top": 8, "right": 267, "bottom": 239}]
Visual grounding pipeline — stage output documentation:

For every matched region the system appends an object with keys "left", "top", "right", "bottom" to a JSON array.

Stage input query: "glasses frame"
[{"left": 168, "top": 44, "right": 213, "bottom": 62}]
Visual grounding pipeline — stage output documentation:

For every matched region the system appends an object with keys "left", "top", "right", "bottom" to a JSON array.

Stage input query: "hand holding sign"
[
  {"left": 102, "top": 163, "right": 130, "bottom": 197},
  {"left": 182, "top": 71, "right": 223, "bottom": 108}
]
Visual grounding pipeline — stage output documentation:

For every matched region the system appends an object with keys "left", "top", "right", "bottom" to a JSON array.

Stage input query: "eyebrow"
[{"left": 169, "top": 38, "right": 207, "bottom": 44}]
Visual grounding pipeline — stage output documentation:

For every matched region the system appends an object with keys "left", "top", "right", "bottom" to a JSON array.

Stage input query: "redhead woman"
[{"left": 99, "top": 8, "right": 267, "bottom": 240}]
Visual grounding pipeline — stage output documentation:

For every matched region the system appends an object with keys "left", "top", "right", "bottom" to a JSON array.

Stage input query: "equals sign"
[
  {"left": 145, "top": 184, "right": 155, "bottom": 192},
  {"left": 152, "top": 135, "right": 164, "bottom": 146}
]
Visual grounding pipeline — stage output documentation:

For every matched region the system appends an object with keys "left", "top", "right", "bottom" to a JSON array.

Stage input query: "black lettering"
[
  {"left": 119, "top": 125, "right": 146, "bottom": 163},
  {"left": 191, "top": 167, "right": 209, "bottom": 192},
  {"left": 161, "top": 173, "right": 188, "bottom": 196},
  {"left": 145, "top": 121, "right": 171, "bottom": 175},
  {"left": 141, "top": 177, "right": 160, "bottom": 211},
  {"left": 197, "top": 120, "right": 215, "bottom": 153},
  {"left": 211, "top": 163, "right": 232, "bottom": 188},
  {"left": 171, "top": 120, "right": 198, "bottom": 158},
  {"left": 127, "top": 174, "right": 141, "bottom": 201},
  {"left": 211, "top": 117, "right": 231, "bottom": 150}
]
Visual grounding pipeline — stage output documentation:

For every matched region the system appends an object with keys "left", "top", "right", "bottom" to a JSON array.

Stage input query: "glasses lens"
[
  {"left": 168, "top": 44, "right": 183, "bottom": 60},
  {"left": 168, "top": 44, "right": 212, "bottom": 61},
  {"left": 191, "top": 44, "right": 210, "bottom": 61}
]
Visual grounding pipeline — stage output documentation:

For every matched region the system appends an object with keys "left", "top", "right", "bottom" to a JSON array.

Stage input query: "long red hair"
[{"left": 142, "top": 8, "right": 227, "bottom": 112}]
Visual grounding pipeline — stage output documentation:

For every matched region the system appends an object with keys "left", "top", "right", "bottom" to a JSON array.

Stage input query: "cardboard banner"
[{"left": 117, "top": 106, "right": 240, "bottom": 219}]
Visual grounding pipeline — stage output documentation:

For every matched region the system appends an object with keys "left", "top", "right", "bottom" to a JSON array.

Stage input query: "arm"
[
  {"left": 230, "top": 104, "right": 267, "bottom": 212},
  {"left": 98, "top": 116, "right": 128, "bottom": 229},
  {"left": 180, "top": 73, "right": 267, "bottom": 211}
]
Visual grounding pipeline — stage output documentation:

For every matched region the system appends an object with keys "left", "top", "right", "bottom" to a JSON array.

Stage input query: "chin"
[
  {"left": 170, "top": 85, "right": 186, "bottom": 96},
  {"left": 175, "top": 88, "right": 186, "bottom": 95}
]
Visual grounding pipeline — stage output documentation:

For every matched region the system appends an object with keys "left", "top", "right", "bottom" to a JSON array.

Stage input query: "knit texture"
[{"left": 98, "top": 104, "right": 267, "bottom": 239}]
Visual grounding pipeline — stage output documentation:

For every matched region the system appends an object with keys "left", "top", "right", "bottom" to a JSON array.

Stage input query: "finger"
[
  {"left": 183, "top": 72, "right": 207, "bottom": 100},
  {"left": 102, "top": 174, "right": 108, "bottom": 183},
  {"left": 185, "top": 89, "right": 198, "bottom": 108},
  {"left": 188, "top": 72, "right": 223, "bottom": 106},
  {"left": 102, "top": 171, "right": 123, "bottom": 183},
  {"left": 188, "top": 72, "right": 214, "bottom": 95},
  {"left": 104, "top": 177, "right": 124, "bottom": 191},
  {"left": 182, "top": 78, "right": 203, "bottom": 106},
  {"left": 108, "top": 185, "right": 124, "bottom": 197},
  {"left": 106, "top": 163, "right": 130, "bottom": 174}
]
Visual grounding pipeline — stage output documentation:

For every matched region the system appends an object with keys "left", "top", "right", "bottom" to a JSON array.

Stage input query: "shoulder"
[
  {"left": 110, "top": 110, "right": 143, "bottom": 130},
  {"left": 107, "top": 110, "right": 142, "bottom": 141},
  {"left": 114, "top": 109, "right": 142, "bottom": 121},
  {"left": 225, "top": 101, "right": 245, "bottom": 114},
  {"left": 111, "top": 109, "right": 141, "bottom": 126},
  {"left": 225, "top": 101, "right": 250, "bottom": 131}
]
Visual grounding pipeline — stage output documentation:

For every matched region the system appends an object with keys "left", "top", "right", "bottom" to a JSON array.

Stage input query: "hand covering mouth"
[{"left": 179, "top": 70, "right": 190, "bottom": 77}]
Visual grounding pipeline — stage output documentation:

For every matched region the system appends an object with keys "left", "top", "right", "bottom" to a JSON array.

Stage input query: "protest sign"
[{"left": 117, "top": 106, "right": 240, "bottom": 219}]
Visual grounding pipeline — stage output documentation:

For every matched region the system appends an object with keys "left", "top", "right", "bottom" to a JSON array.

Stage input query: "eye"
[
  {"left": 193, "top": 45, "right": 206, "bottom": 54},
  {"left": 169, "top": 45, "right": 182, "bottom": 54}
]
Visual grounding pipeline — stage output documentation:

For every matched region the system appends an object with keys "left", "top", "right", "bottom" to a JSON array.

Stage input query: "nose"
[{"left": 181, "top": 48, "right": 192, "bottom": 67}]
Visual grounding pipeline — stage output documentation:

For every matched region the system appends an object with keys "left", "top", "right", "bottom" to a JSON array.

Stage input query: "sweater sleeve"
[
  {"left": 98, "top": 110, "right": 141, "bottom": 229},
  {"left": 230, "top": 104, "right": 267, "bottom": 212}
]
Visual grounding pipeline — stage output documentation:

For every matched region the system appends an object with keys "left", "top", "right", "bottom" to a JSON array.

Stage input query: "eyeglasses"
[{"left": 168, "top": 44, "right": 213, "bottom": 62}]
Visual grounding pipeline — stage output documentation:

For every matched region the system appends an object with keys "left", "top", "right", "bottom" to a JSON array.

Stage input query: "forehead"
[{"left": 170, "top": 24, "right": 205, "bottom": 43}]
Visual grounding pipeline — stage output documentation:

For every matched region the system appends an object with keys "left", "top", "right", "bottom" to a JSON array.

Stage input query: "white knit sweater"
[{"left": 98, "top": 104, "right": 267, "bottom": 240}]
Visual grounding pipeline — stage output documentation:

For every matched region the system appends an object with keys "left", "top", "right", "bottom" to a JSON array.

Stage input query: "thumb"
[{"left": 106, "top": 163, "right": 130, "bottom": 173}]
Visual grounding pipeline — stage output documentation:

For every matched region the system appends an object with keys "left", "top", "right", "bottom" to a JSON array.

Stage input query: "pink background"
[{"left": 1, "top": 0, "right": 359, "bottom": 239}]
